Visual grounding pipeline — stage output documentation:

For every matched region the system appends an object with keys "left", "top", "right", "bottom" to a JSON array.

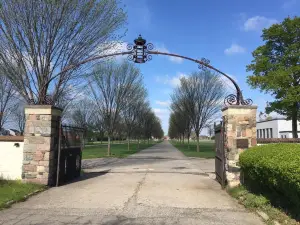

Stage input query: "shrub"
[
  {"left": 257, "top": 138, "right": 300, "bottom": 143},
  {"left": 239, "top": 144, "right": 300, "bottom": 213}
]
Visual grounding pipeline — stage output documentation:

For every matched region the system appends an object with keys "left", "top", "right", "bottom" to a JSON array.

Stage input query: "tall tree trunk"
[
  {"left": 196, "top": 132, "right": 200, "bottom": 152},
  {"left": 292, "top": 106, "right": 298, "bottom": 138},
  {"left": 127, "top": 136, "right": 130, "bottom": 151},
  {"left": 138, "top": 137, "right": 140, "bottom": 149},
  {"left": 107, "top": 136, "right": 111, "bottom": 156},
  {"left": 148, "top": 138, "right": 150, "bottom": 145},
  {"left": 188, "top": 138, "right": 190, "bottom": 150}
]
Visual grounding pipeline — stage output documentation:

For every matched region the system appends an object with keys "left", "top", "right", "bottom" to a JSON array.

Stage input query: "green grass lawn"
[
  {"left": 170, "top": 140, "right": 215, "bottom": 158},
  {"left": 0, "top": 179, "right": 45, "bottom": 209},
  {"left": 228, "top": 185, "right": 299, "bottom": 225},
  {"left": 82, "top": 140, "right": 162, "bottom": 159}
]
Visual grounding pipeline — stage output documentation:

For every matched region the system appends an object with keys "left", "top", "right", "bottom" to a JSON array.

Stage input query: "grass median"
[
  {"left": 170, "top": 140, "right": 215, "bottom": 158},
  {"left": 82, "top": 140, "right": 162, "bottom": 159},
  {"left": 0, "top": 179, "right": 45, "bottom": 210}
]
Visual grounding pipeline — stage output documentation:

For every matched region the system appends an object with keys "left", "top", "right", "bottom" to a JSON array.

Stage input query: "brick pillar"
[
  {"left": 222, "top": 105, "right": 257, "bottom": 187},
  {"left": 22, "top": 105, "right": 62, "bottom": 186}
]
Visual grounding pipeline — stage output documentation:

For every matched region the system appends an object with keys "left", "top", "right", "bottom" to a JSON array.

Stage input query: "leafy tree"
[{"left": 247, "top": 16, "right": 300, "bottom": 138}]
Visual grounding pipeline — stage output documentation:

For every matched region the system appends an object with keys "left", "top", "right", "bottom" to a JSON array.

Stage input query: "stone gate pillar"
[
  {"left": 22, "top": 105, "right": 62, "bottom": 186},
  {"left": 222, "top": 105, "right": 257, "bottom": 187}
]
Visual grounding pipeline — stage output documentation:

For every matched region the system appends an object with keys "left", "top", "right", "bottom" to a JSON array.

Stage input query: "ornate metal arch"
[
  {"left": 46, "top": 35, "right": 252, "bottom": 106},
  {"left": 126, "top": 35, "right": 252, "bottom": 106}
]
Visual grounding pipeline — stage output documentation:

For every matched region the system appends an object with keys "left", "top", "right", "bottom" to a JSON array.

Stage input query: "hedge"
[
  {"left": 239, "top": 143, "right": 300, "bottom": 211},
  {"left": 257, "top": 138, "right": 300, "bottom": 143}
]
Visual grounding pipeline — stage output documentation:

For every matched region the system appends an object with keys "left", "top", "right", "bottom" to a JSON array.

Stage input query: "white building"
[{"left": 256, "top": 118, "right": 300, "bottom": 138}]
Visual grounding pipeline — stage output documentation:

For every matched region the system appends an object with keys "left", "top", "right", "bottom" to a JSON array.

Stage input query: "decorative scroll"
[
  {"left": 127, "top": 43, "right": 134, "bottom": 51},
  {"left": 198, "top": 57, "right": 210, "bottom": 70},
  {"left": 224, "top": 94, "right": 253, "bottom": 106}
]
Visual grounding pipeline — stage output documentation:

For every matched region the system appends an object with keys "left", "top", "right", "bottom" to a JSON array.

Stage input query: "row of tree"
[
  {"left": 0, "top": 61, "right": 164, "bottom": 155},
  {"left": 66, "top": 61, "right": 164, "bottom": 155},
  {"left": 168, "top": 70, "right": 226, "bottom": 151}
]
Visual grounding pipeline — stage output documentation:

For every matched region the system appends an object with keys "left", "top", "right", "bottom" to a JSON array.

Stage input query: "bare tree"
[
  {"left": 88, "top": 61, "right": 143, "bottom": 156},
  {"left": 69, "top": 99, "right": 96, "bottom": 140},
  {"left": 121, "top": 85, "right": 147, "bottom": 150},
  {"left": 13, "top": 104, "right": 26, "bottom": 135},
  {"left": 0, "top": 75, "right": 17, "bottom": 130},
  {"left": 133, "top": 101, "right": 150, "bottom": 149},
  {"left": 205, "top": 123, "right": 214, "bottom": 140},
  {"left": 171, "top": 71, "right": 226, "bottom": 152},
  {"left": 0, "top": 0, "right": 127, "bottom": 105}
]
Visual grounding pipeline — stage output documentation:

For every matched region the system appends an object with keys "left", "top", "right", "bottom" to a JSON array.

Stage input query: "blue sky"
[{"left": 121, "top": 0, "right": 300, "bottom": 134}]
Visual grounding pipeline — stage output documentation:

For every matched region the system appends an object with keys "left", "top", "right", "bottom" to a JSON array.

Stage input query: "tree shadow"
[{"left": 244, "top": 179, "right": 300, "bottom": 221}]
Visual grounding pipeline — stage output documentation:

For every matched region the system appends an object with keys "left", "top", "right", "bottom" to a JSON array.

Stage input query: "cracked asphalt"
[{"left": 0, "top": 141, "right": 264, "bottom": 225}]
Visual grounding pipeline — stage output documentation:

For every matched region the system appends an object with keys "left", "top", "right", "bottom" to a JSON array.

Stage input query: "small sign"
[{"left": 237, "top": 139, "right": 249, "bottom": 148}]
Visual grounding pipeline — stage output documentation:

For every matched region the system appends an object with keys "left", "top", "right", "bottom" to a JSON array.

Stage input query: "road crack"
[{"left": 122, "top": 171, "right": 148, "bottom": 211}]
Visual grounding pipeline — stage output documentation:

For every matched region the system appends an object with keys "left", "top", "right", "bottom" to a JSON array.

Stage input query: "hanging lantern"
[
  {"left": 127, "top": 35, "right": 153, "bottom": 63},
  {"left": 133, "top": 35, "right": 146, "bottom": 63}
]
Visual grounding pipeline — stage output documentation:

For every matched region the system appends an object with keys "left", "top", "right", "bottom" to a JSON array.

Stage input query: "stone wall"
[
  {"left": 222, "top": 105, "right": 257, "bottom": 187},
  {"left": 22, "top": 105, "right": 62, "bottom": 186}
]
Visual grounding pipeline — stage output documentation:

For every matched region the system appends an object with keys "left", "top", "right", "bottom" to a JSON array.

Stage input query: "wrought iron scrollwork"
[
  {"left": 198, "top": 57, "right": 210, "bottom": 71},
  {"left": 127, "top": 54, "right": 134, "bottom": 61},
  {"left": 224, "top": 94, "right": 253, "bottom": 106},
  {"left": 127, "top": 43, "right": 134, "bottom": 51},
  {"left": 241, "top": 98, "right": 253, "bottom": 105},
  {"left": 146, "top": 43, "right": 154, "bottom": 51},
  {"left": 224, "top": 94, "right": 238, "bottom": 105}
]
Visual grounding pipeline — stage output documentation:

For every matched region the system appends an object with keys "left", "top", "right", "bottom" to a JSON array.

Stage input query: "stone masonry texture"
[
  {"left": 222, "top": 105, "right": 257, "bottom": 187},
  {"left": 22, "top": 105, "right": 62, "bottom": 186}
]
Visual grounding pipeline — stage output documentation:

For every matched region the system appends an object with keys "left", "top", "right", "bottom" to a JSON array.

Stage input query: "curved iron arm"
[
  {"left": 149, "top": 50, "right": 244, "bottom": 105},
  {"left": 41, "top": 35, "right": 252, "bottom": 106},
  {"left": 46, "top": 51, "right": 133, "bottom": 86}
]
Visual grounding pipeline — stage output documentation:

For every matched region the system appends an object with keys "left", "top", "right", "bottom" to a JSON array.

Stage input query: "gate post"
[
  {"left": 222, "top": 105, "right": 257, "bottom": 188},
  {"left": 22, "top": 105, "right": 62, "bottom": 186}
]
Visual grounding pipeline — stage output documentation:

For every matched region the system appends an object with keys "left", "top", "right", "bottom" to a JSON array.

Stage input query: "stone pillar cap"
[{"left": 222, "top": 105, "right": 258, "bottom": 111}]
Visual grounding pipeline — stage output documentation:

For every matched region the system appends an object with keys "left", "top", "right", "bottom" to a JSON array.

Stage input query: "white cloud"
[
  {"left": 155, "top": 72, "right": 188, "bottom": 87},
  {"left": 155, "top": 45, "right": 183, "bottom": 64},
  {"left": 153, "top": 108, "right": 169, "bottom": 115},
  {"left": 155, "top": 100, "right": 170, "bottom": 107},
  {"left": 224, "top": 44, "right": 246, "bottom": 55},
  {"left": 153, "top": 107, "right": 170, "bottom": 134},
  {"left": 97, "top": 41, "right": 129, "bottom": 61},
  {"left": 243, "top": 16, "right": 278, "bottom": 32}
]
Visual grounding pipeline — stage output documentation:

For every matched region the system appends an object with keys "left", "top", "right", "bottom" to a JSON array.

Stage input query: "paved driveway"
[{"left": 0, "top": 141, "right": 263, "bottom": 225}]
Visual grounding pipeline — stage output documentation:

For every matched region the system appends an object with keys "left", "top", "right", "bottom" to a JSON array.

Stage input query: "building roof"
[{"left": 256, "top": 118, "right": 287, "bottom": 124}]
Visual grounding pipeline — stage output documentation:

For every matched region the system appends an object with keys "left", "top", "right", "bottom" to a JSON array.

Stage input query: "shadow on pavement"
[{"left": 63, "top": 170, "right": 111, "bottom": 185}]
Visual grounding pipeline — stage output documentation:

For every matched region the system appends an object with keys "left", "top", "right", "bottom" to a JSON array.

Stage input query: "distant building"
[{"left": 256, "top": 118, "right": 300, "bottom": 138}]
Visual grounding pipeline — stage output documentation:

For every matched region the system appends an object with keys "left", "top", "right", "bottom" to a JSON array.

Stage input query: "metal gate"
[
  {"left": 214, "top": 122, "right": 226, "bottom": 188},
  {"left": 56, "top": 125, "right": 84, "bottom": 186}
]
